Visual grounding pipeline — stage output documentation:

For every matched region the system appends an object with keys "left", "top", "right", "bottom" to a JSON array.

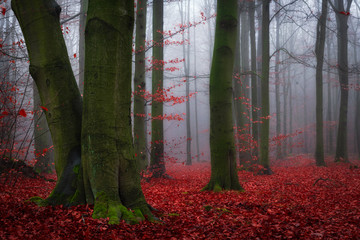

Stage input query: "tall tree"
[
  {"left": 12, "top": 0, "right": 153, "bottom": 224},
  {"left": 150, "top": 0, "right": 167, "bottom": 177},
  {"left": 249, "top": 0, "right": 258, "bottom": 159},
  {"left": 203, "top": 0, "right": 243, "bottom": 191},
  {"left": 329, "top": 0, "right": 352, "bottom": 162},
  {"left": 259, "top": 0, "right": 272, "bottom": 174},
  {"left": 134, "top": 0, "right": 148, "bottom": 172},
  {"left": 314, "top": 0, "right": 328, "bottom": 166},
  {"left": 274, "top": 0, "right": 281, "bottom": 159}
]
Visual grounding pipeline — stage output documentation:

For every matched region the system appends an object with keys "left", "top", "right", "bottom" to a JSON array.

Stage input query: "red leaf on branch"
[
  {"left": 1, "top": 7, "right": 6, "bottom": 16},
  {"left": 40, "top": 106, "right": 48, "bottom": 112},
  {"left": 18, "top": 109, "right": 27, "bottom": 117}
]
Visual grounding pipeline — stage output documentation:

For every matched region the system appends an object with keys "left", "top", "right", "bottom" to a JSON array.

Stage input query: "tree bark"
[
  {"left": 150, "top": 0, "right": 166, "bottom": 177},
  {"left": 203, "top": 0, "right": 243, "bottom": 191},
  {"left": 259, "top": 0, "right": 272, "bottom": 174},
  {"left": 314, "top": 0, "right": 327, "bottom": 166},
  {"left": 134, "top": 0, "right": 148, "bottom": 172}
]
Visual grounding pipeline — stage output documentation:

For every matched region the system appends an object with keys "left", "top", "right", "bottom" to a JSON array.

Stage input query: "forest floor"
[{"left": 1, "top": 155, "right": 360, "bottom": 239}]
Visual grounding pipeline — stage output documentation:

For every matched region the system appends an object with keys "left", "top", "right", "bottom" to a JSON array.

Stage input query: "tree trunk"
[
  {"left": 13, "top": 0, "right": 153, "bottom": 224},
  {"left": 203, "top": 0, "right": 243, "bottom": 191},
  {"left": 332, "top": 0, "right": 352, "bottom": 162},
  {"left": 249, "top": 0, "right": 258, "bottom": 160},
  {"left": 12, "top": 0, "right": 83, "bottom": 180},
  {"left": 314, "top": 0, "right": 327, "bottom": 166},
  {"left": 275, "top": 1, "right": 281, "bottom": 159},
  {"left": 134, "top": 0, "right": 148, "bottom": 172},
  {"left": 259, "top": 0, "right": 272, "bottom": 174},
  {"left": 150, "top": 0, "right": 166, "bottom": 177}
]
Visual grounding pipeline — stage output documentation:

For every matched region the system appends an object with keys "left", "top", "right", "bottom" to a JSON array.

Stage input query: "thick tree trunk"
[
  {"left": 134, "top": 0, "right": 148, "bottom": 172},
  {"left": 13, "top": 0, "right": 152, "bottom": 224},
  {"left": 150, "top": 0, "right": 166, "bottom": 177},
  {"left": 203, "top": 0, "right": 243, "bottom": 191},
  {"left": 314, "top": 0, "right": 327, "bottom": 166},
  {"left": 259, "top": 0, "right": 272, "bottom": 175},
  {"left": 82, "top": 0, "right": 151, "bottom": 224},
  {"left": 12, "top": 0, "right": 83, "bottom": 180}
]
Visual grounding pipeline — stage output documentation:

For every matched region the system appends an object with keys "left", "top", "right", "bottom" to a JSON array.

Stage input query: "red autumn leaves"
[
  {"left": 1, "top": 159, "right": 360, "bottom": 239},
  {"left": 339, "top": 11, "right": 350, "bottom": 15}
]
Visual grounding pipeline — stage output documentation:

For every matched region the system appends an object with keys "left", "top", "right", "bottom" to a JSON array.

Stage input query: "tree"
[
  {"left": 329, "top": 0, "right": 353, "bottom": 162},
  {"left": 134, "top": 0, "right": 148, "bottom": 172},
  {"left": 259, "top": 0, "right": 272, "bottom": 174},
  {"left": 249, "top": 0, "right": 259, "bottom": 159},
  {"left": 274, "top": 0, "right": 281, "bottom": 159},
  {"left": 314, "top": 0, "right": 328, "bottom": 166},
  {"left": 150, "top": 0, "right": 167, "bottom": 177},
  {"left": 203, "top": 0, "right": 243, "bottom": 191},
  {"left": 12, "top": 0, "right": 152, "bottom": 224}
]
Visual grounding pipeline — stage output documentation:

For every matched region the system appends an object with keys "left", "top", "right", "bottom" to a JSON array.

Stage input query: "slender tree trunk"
[
  {"left": 314, "top": 0, "right": 327, "bottom": 166},
  {"left": 303, "top": 65, "right": 308, "bottom": 153},
  {"left": 134, "top": 0, "right": 148, "bottom": 172},
  {"left": 150, "top": 0, "right": 166, "bottom": 177},
  {"left": 259, "top": 0, "right": 272, "bottom": 174},
  {"left": 203, "top": 0, "right": 243, "bottom": 191},
  {"left": 275, "top": 1, "right": 281, "bottom": 159},
  {"left": 240, "top": 0, "right": 252, "bottom": 164},
  {"left": 249, "top": 0, "right": 258, "bottom": 159},
  {"left": 193, "top": 0, "right": 200, "bottom": 162}
]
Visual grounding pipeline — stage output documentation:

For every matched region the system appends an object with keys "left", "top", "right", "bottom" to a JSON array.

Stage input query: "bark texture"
[
  {"left": 203, "top": 0, "right": 243, "bottom": 191},
  {"left": 134, "top": 0, "right": 148, "bottom": 172},
  {"left": 314, "top": 0, "right": 327, "bottom": 166},
  {"left": 150, "top": 0, "right": 166, "bottom": 177}
]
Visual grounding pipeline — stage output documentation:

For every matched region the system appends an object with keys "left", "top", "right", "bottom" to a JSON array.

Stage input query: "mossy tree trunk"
[
  {"left": 150, "top": 0, "right": 167, "bottom": 177},
  {"left": 134, "top": 0, "right": 148, "bottom": 172},
  {"left": 203, "top": 0, "right": 243, "bottom": 192},
  {"left": 314, "top": 0, "right": 327, "bottom": 166},
  {"left": 82, "top": 0, "right": 152, "bottom": 224},
  {"left": 259, "top": 0, "right": 272, "bottom": 175},
  {"left": 78, "top": 0, "right": 88, "bottom": 94},
  {"left": 13, "top": 0, "right": 153, "bottom": 224}
]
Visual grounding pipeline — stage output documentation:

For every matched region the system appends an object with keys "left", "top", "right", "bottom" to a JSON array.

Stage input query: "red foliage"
[
  {"left": 18, "top": 109, "right": 26, "bottom": 117},
  {"left": 1, "top": 158, "right": 360, "bottom": 239},
  {"left": 40, "top": 106, "right": 48, "bottom": 112}
]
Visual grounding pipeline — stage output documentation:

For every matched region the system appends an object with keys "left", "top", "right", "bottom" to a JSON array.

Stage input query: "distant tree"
[
  {"left": 314, "top": 0, "right": 328, "bottom": 166},
  {"left": 134, "top": 0, "right": 148, "bottom": 172},
  {"left": 259, "top": 0, "right": 272, "bottom": 175},
  {"left": 12, "top": 0, "right": 153, "bottom": 224},
  {"left": 203, "top": 0, "right": 243, "bottom": 191},
  {"left": 328, "top": 0, "right": 353, "bottom": 162},
  {"left": 249, "top": 0, "right": 259, "bottom": 159},
  {"left": 274, "top": 0, "right": 281, "bottom": 160}
]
